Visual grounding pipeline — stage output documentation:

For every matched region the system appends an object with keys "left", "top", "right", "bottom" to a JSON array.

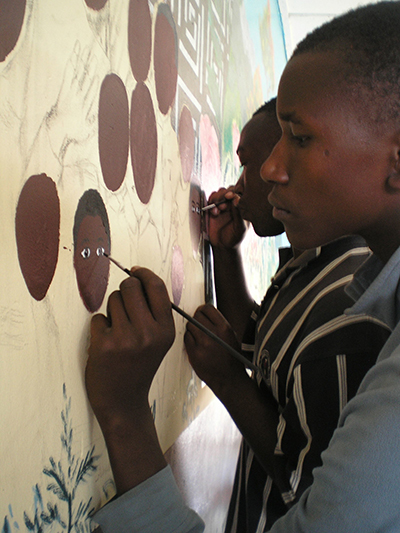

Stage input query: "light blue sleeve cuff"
[{"left": 94, "top": 465, "right": 205, "bottom": 533}]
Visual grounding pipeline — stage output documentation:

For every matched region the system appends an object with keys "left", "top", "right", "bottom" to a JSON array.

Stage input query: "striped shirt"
[{"left": 225, "top": 236, "right": 391, "bottom": 533}]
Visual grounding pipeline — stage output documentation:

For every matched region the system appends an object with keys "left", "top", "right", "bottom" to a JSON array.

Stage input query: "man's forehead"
[
  {"left": 236, "top": 120, "right": 252, "bottom": 153},
  {"left": 277, "top": 110, "right": 302, "bottom": 125},
  {"left": 277, "top": 52, "right": 347, "bottom": 122},
  {"left": 240, "top": 114, "right": 273, "bottom": 144}
]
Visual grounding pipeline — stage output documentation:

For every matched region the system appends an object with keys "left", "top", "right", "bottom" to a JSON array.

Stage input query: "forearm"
[
  {"left": 212, "top": 245, "right": 254, "bottom": 340},
  {"left": 99, "top": 402, "right": 167, "bottom": 495}
]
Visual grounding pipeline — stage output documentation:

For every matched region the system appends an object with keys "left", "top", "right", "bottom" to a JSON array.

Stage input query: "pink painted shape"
[
  {"left": 199, "top": 114, "right": 221, "bottom": 198},
  {"left": 171, "top": 245, "right": 184, "bottom": 305}
]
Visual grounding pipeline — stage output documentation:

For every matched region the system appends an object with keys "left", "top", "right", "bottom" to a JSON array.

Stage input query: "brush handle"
[{"left": 201, "top": 197, "right": 234, "bottom": 211}]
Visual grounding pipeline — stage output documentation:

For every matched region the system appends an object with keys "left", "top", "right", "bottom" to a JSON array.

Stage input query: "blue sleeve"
[
  {"left": 94, "top": 466, "right": 205, "bottom": 533},
  {"left": 269, "top": 346, "right": 400, "bottom": 533}
]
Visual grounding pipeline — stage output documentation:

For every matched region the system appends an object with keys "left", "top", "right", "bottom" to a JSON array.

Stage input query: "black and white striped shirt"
[{"left": 225, "top": 236, "right": 391, "bottom": 533}]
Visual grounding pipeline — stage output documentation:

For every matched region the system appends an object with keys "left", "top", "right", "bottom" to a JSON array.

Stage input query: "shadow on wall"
[
  {"left": 93, "top": 398, "right": 240, "bottom": 532},
  {"left": 165, "top": 398, "right": 241, "bottom": 532}
]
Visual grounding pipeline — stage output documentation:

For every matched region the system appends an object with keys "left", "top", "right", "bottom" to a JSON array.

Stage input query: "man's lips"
[
  {"left": 268, "top": 196, "right": 291, "bottom": 220},
  {"left": 272, "top": 206, "right": 291, "bottom": 222}
]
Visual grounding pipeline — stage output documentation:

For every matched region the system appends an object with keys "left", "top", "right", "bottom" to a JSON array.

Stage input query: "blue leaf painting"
[{"left": 5, "top": 385, "right": 99, "bottom": 532}]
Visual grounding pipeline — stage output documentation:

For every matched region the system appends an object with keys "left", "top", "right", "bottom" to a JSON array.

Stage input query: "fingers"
[
  {"left": 93, "top": 269, "right": 174, "bottom": 341},
  {"left": 186, "top": 305, "right": 238, "bottom": 354},
  {"left": 208, "top": 187, "right": 239, "bottom": 212},
  {"left": 88, "top": 310, "right": 113, "bottom": 358},
  {"left": 208, "top": 186, "right": 235, "bottom": 202},
  {"left": 225, "top": 188, "right": 239, "bottom": 204},
  {"left": 87, "top": 291, "right": 132, "bottom": 352},
  {"left": 186, "top": 304, "right": 226, "bottom": 340},
  {"left": 122, "top": 267, "right": 173, "bottom": 327},
  {"left": 86, "top": 268, "right": 176, "bottom": 427},
  {"left": 208, "top": 190, "right": 229, "bottom": 215},
  {"left": 193, "top": 303, "right": 221, "bottom": 326},
  {"left": 90, "top": 312, "right": 111, "bottom": 343},
  {"left": 208, "top": 188, "right": 227, "bottom": 205},
  {"left": 184, "top": 305, "right": 243, "bottom": 390},
  {"left": 229, "top": 197, "right": 247, "bottom": 227}
]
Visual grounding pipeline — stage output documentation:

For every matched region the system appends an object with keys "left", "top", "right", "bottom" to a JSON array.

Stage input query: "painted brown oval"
[
  {"left": 73, "top": 189, "right": 110, "bottom": 313},
  {"left": 154, "top": 3, "right": 178, "bottom": 115},
  {"left": 0, "top": 0, "right": 26, "bottom": 62},
  {"left": 130, "top": 82, "right": 157, "bottom": 204},
  {"left": 98, "top": 73, "right": 130, "bottom": 192},
  {"left": 84, "top": 0, "right": 108, "bottom": 11},
  {"left": 15, "top": 174, "right": 60, "bottom": 301},
  {"left": 128, "top": 0, "right": 152, "bottom": 82}
]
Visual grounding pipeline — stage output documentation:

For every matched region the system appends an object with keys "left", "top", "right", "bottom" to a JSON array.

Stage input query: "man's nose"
[
  {"left": 233, "top": 171, "right": 245, "bottom": 196},
  {"left": 260, "top": 141, "right": 289, "bottom": 185}
]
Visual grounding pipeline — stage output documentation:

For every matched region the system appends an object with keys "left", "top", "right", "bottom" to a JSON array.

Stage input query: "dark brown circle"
[
  {"left": 171, "top": 245, "right": 184, "bottom": 305},
  {"left": 128, "top": 0, "right": 152, "bottom": 82},
  {"left": 84, "top": 0, "right": 108, "bottom": 10},
  {"left": 98, "top": 73, "right": 130, "bottom": 192},
  {"left": 178, "top": 105, "right": 195, "bottom": 183},
  {"left": 154, "top": 3, "right": 178, "bottom": 115},
  {"left": 0, "top": 0, "right": 26, "bottom": 62},
  {"left": 130, "top": 82, "right": 157, "bottom": 204},
  {"left": 15, "top": 174, "right": 60, "bottom": 301}
]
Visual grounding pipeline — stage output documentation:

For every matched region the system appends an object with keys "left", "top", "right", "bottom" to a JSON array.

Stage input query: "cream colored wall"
[
  {"left": 0, "top": 1, "right": 286, "bottom": 530},
  {"left": 1, "top": 2, "right": 207, "bottom": 528}
]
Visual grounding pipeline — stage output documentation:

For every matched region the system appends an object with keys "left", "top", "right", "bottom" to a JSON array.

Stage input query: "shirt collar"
[
  {"left": 286, "top": 246, "right": 321, "bottom": 270},
  {"left": 346, "top": 245, "right": 400, "bottom": 329},
  {"left": 273, "top": 247, "right": 320, "bottom": 285}
]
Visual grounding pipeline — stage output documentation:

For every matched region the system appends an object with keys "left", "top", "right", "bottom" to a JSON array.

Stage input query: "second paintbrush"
[
  {"left": 103, "top": 252, "right": 259, "bottom": 374},
  {"left": 201, "top": 197, "right": 235, "bottom": 211}
]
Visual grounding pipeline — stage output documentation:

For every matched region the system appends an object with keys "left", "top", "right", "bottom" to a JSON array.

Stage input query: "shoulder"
[
  {"left": 317, "top": 235, "right": 370, "bottom": 270},
  {"left": 296, "top": 313, "right": 390, "bottom": 365}
]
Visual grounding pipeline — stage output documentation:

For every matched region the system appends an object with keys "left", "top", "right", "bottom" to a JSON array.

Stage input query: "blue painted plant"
[{"left": 2, "top": 385, "right": 99, "bottom": 533}]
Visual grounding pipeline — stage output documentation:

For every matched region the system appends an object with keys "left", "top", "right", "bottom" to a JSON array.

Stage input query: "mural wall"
[{"left": 0, "top": 0, "right": 287, "bottom": 530}]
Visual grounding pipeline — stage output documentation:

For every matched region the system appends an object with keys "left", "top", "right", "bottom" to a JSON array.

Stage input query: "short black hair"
[
  {"left": 293, "top": 1, "right": 400, "bottom": 125},
  {"left": 73, "top": 189, "right": 110, "bottom": 250},
  {"left": 253, "top": 97, "right": 276, "bottom": 118}
]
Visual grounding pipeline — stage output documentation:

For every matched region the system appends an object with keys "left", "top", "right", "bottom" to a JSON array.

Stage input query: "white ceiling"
[{"left": 279, "top": 0, "right": 391, "bottom": 55}]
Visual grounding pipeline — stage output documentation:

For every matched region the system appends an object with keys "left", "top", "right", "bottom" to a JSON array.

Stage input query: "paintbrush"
[
  {"left": 201, "top": 197, "right": 234, "bottom": 211},
  {"left": 103, "top": 252, "right": 259, "bottom": 374}
]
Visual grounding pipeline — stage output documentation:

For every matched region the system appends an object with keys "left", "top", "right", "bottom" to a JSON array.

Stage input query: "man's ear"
[{"left": 386, "top": 142, "right": 400, "bottom": 192}]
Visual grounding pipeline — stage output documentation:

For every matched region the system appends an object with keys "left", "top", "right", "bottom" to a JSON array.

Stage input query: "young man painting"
[
  {"left": 189, "top": 98, "right": 388, "bottom": 532},
  {"left": 86, "top": 2, "right": 400, "bottom": 531}
]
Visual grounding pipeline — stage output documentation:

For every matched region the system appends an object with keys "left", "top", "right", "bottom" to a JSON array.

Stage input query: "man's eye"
[
  {"left": 96, "top": 247, "right": 105, "bottom": 256},
  {"left": 291, "top": 133, "right": 309, "bottom": 146},
  {"left": 81, "top": 247, "right": 91, "bottom": 259}
]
